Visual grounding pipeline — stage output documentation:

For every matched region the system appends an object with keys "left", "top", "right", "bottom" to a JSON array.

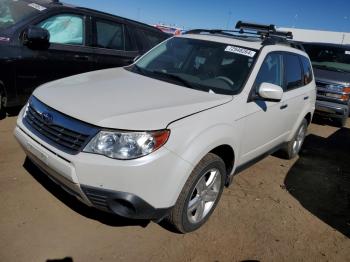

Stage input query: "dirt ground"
[{"left": 0, "top": 115, "right": 349, "bottom": 262}]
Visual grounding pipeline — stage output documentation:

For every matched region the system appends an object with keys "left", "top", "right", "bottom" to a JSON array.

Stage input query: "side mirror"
[
  {"left": 258, "top": 82, "right": 283, "bottom": 102},
  {"left": 23, "top": 26, "right": 50, "bottom": 49}
]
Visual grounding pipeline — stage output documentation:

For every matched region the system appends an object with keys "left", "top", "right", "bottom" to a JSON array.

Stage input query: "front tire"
[
  {"left": 168, "top": 153, "right": 226, "bottom": 233},
  {"left": 282, "top": 119, "right": 308, "bottom": 160}
]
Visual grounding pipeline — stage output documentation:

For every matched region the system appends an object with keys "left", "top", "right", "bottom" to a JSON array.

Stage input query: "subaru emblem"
[{"left": 41, "top": 112, "right": 53, "bottom": 125}]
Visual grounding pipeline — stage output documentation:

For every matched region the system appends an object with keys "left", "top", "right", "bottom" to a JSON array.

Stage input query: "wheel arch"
[
  {"left": 0, "top": 80, "right": 6, "bottom": 95},
  {"left": 287, "top": 110, "right": 313, "bottom": 141},
  {"left": 209, "top": 144, "right": 235, "bottom": 176},
  {"left": 304, "top": 112, "right": 312, "bottom": 126}
]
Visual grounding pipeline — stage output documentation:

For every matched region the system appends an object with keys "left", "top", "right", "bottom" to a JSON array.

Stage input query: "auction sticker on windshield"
[
  {"left": 225, "top": 46, "right": 256, "bottom": 57},
  {"left": 28, "top": 3, "right": 47, "bottom": 11}
]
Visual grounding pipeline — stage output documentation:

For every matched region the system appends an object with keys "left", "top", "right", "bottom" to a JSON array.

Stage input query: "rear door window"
[
  {"left": 95, "top": 19, "right": 124, "bottom": 50},
  {"left": 38, "top": 14, "right": 84, "bottom": 45},
  {"left": 284, "top": 54, "right": 303, "bottom": 91}
]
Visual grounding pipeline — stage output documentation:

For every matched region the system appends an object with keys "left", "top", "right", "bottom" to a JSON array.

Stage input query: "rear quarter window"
[
  {"left": 300, "top": 56, "right": 313, "bottom": 85},
  {"left": 135, "top": 28, "right": 166, "bottom": 51}
]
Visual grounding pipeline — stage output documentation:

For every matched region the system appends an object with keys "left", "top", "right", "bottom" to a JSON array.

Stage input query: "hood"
[
  {"left": 34, "top": 68, "right": 232, "bottom": 130},
  {"left": 314, "top": 68, "right": 350, "bottom": 85}
]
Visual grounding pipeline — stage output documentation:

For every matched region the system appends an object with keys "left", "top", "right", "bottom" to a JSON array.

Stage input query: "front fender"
[{"left": 166, "top": 120, "right": 240, "bottom": 171}]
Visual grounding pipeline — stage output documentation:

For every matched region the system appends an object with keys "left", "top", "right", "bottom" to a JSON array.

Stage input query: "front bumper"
[
  {"left": 14, "top": 110, "right": 193, "bottom": 220},
  {"left": 315, "top": 100, "right": 349, "bottom": 119}
]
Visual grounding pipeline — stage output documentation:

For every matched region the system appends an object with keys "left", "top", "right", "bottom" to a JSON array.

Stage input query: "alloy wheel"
[{"left": 187, "top": 168, "right": 221, "bottom": 224}]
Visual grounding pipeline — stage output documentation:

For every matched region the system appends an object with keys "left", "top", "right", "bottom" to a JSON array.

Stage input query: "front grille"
[
  {"left": 316, "top": 81, "right": 330, "bottom": 97},
  {"left": 24, "top": 96, "right": 99, "bottom": 154},
  {"left": 26, "top": 105, "right": 89, "bottom": 151},
  {"left": 316, "top": 81, "right": 329, "bottom": 88}
]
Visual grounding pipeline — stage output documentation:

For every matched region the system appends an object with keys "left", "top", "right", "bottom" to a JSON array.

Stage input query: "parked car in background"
[
  {"left": 0, "top": 0, "right": 168, "bottom": 117},
  {"left": 15, "top": 22, "right": 316, "bottom": 233},
  {"left": 303, "top": 42, "right": 350, "bottom": 126}
]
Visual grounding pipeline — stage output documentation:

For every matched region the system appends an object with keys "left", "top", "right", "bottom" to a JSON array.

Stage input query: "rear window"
[{"left": 0, "top": 0, "right": 41, "bottom": 30}]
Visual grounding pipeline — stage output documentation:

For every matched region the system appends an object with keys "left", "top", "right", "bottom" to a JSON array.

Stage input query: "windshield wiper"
[
  {"left": 151, "top": 70, "right": 198, "bottom": 89},
  {"left": 131, "top": 64, "right": 148, "bottom": 75}
]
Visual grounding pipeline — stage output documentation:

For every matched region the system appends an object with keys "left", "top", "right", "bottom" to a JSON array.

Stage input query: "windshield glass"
[
  {"left": 303, "top": 44, "right": 350, "bottom": 73},
  {"left": 0, "top": 0, "right": 41, "bottom": 30},
  {"left": 132, "top": 37, "right": 257, "bottom": 95}
]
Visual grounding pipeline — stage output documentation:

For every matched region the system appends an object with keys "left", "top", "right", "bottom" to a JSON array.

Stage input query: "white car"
[{"left": 15, "top": 22, "right": 316, "bottom": 233}]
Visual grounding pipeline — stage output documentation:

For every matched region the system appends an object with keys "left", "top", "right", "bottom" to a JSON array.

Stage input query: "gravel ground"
[{"left": 0, "top": 116, "right": 349, "bottom": 262}]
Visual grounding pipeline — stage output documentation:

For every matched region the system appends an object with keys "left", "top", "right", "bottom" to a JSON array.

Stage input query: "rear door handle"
[
  {"left": 280, "top": 104, "right": 288, "bottom": 110},
  {"left": 74, "top": 55, "right": 89, "bottom": 61},
  {"left": 304, "top": 96, "right": 309, "bottom": 100}
]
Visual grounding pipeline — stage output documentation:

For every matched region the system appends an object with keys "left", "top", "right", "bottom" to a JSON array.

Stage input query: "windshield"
[
  {"left": 0, "top": 0, "right": 41, "bottom": 30},
  {"left": 132, "top": 37, "right": 257, "bottom": 95},
  {"left": 303, "top": 44, "right": 350, "bottom": 73}
]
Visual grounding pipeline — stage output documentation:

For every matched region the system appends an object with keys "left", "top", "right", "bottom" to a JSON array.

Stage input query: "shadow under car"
[{"left": 284, "top": 127, "right": 350, "bottom": 237}]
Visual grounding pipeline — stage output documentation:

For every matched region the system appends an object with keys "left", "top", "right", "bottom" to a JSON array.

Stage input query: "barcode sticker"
[
  {"left": 28, "top": 3, "right": 47, "bottom": 11},
  {"left": 225, "top": 46, "right": 256, "bottom": 57}
]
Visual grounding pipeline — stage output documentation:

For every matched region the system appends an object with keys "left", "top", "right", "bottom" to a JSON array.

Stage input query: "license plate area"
[{"left": 27, "top": 142, "right": 49, "bottom": 165}]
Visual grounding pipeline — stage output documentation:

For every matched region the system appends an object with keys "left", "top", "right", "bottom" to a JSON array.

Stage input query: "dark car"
[
  {"left": 303, "top": 42, "right": 350, "bottom": 126},
  {"left": 0, "top": 0, "right": 168, "bottom": 116}
]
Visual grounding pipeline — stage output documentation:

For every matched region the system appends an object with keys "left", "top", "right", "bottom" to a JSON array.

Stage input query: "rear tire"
[
  {"left": 168, "top": 153, "right": 226, "bottom": 233},
  {"left": 282, "top": 119, "right": 308, "bottom": 160}
]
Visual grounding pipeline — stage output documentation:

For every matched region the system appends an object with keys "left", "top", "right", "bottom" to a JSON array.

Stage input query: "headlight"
[
  {"left": 83, "top": 129, "right": 170, "bottom": 160},
  {"left": 22, "top": 102, "right": 30, "bottom": 119},
  {"left": 323, "top": 85, "right": 350, "bottom": 101}
]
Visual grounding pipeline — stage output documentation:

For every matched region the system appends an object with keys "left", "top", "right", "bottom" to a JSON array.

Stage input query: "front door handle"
[
  {"left": 280, "top": 104, "right": 288, "bottom": 110},
  {"left": 304, "top": 96, "right": 309, "bottom": 100}
]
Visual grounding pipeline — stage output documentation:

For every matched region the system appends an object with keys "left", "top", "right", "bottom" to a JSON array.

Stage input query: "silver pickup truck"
[{"left": 303, "top": 43, "right": 350, "bottom": 127}]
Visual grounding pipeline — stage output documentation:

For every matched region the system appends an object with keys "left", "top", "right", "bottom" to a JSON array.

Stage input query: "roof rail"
[{"left": 184, "top": 29, "right": 261, "bottom": 40}]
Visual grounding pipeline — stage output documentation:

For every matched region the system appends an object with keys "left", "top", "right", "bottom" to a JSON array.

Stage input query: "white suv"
[{"left": 15, "top": 22, "right": 316, "bottom": 233}]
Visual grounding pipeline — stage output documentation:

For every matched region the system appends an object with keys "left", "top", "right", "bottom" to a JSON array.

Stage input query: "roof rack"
[
  {"left": 235, "top": 21, "right": 276, "bottom": 33},
  {"left": 235, "top": 21, "right": 293, "bottom": 42},
  {"left": 184, "top": 21, "right": 302, "bottom": 49},
  {"left": 47, "top": 0, "right": 61, "bottom": 4}
]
